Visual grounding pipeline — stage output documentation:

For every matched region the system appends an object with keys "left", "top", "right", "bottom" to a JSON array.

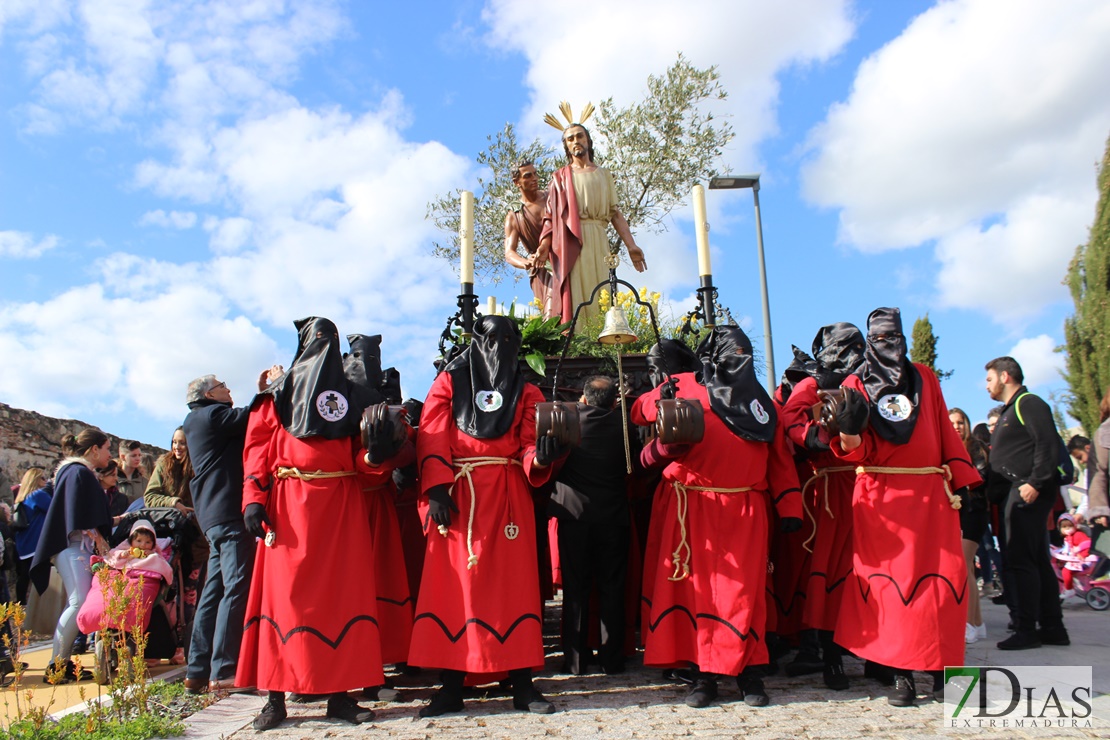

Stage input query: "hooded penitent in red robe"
[
  {"left": 632, "top": 374, "right": 801, "bottom": 675},
  {"left": 236, "top": 396, "right": 384, "bottom": 693},
  {"left": 830, "top": 365, "right": 979, "bottom": 670},
  {"left": 407, "top": 373, "right": 552, "bottom": 673}
]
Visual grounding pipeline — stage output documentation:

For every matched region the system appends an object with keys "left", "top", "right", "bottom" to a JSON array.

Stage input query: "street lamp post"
[{"left": 708, "top": 174, "right": 776, "bottom": 394}]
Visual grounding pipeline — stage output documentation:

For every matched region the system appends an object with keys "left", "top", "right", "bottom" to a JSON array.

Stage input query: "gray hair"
[{"left": 186, "top": 374, "right": 219, "bottom": 404}]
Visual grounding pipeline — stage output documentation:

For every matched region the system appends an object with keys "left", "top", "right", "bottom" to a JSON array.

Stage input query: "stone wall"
[{"left": 0, "top": 402, "right": 164, "bottom": 504}]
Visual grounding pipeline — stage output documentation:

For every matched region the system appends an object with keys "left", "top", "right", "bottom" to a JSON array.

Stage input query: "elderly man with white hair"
[{"left": 181, "top": 366, "right": 281, "bottom": 695}]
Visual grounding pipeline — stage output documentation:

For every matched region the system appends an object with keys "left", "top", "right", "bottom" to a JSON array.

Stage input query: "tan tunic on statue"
[{"left": 542, "top": 166, "right": 619, "bottom": 326}]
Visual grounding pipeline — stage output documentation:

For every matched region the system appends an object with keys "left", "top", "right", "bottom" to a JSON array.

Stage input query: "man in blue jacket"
[{"left": 182, "top": 366, "right": 280, "bottom": 692}]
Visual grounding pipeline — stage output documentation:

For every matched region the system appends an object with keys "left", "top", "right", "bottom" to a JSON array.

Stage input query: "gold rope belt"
[
  {"left": 668, "top": 481, "right": 754, "bottom": 582},
  {"left": 853, "top": 464, "right": 961, "bottom": 510},
  {"left": 444, "top": 457, "right": 523, "bottom": 570},
  {"left": 275, "top": 467, "right": 357, "bottom": 481},
  {"left": 800, "top": 466, "right": 857, "bottom": 553}
]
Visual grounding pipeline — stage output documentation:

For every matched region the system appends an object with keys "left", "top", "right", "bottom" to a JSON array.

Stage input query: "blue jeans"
[
  {"left": 52, "top": 544, "right": 93, "bottom": 662},
  {"left": 186, "top": 522, "right": 255, "bottom": 681}
]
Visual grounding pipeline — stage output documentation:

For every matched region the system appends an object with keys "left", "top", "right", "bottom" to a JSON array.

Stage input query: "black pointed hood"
[
  {"left": 778, "top": 345, "right": 817, "bottom": 402},
  {"left": 695, "top": 326, "right": 776, "bottom": 442},
  {"left": 444, "top": 315, "right": 524, "bottom": 439},
  {"left": 343, "top": 333, "right": 385, "bottom": 409},
  {"left": 264, "top": 317, "right": 361, "bottom": 439},
  {"left": 646, "top": 339, "right": 700, "bottom": 389},
  {"left": 812, "top": 322, "right": 865, "bottom": 390},
  {"left": 853, "top": 307, "right": 920, "bottom": 445}
]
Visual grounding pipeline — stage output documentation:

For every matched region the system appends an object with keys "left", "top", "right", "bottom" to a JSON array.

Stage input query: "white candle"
[
  {"left": 487, "top": 296, "right": 497, "bottom": 315},
  {"left": 460, "top": 190, "right": 475, "bottom": 284},
  {"left": 692, "top": 184, "right": 711, "bottom": 277}
]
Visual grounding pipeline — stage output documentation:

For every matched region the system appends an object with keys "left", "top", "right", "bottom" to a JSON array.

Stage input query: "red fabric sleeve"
[
  {"left": 520, "top": 384, "right": 554, "bottom": 487},
  {"left": 780, "top": 376, "right": 827, "bottom": 450},
  {"left": 768, "top": 421, "right": 803, "bottom": 520},
  {"left": 416, "top": 372, "right": 458, "bottom": 493},
  {"left": 242, "top": 397, "right": 279, "bottom": 510},
  {"left": 922, "top": 364, "right": 981, "bottom": 491}
]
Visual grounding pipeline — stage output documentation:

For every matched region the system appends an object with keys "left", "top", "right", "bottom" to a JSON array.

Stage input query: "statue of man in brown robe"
[{"left": 504, "top": 160, "right": 554, "bottom": 317}]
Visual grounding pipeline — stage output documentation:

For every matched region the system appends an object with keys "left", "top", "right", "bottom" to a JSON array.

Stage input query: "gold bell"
[{"left": 598, "top": 306, "right": 638, "bottom": 345}]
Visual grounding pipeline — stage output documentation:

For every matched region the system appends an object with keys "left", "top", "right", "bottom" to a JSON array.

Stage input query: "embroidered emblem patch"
[
  {"left": 504, "top": 522, "right": 519, "bottom": 540},
  {"left": 476, "top": 390, "right": 503, "bottom": 412},
  {"left": 750, "top": 399, "right": 770, "bottom": 424},
  {"left": 876, "top": 393, "right": 914, "bottom": 422},
  {"left": 315, "top": 390, "right": 349, "bottom": 422}
]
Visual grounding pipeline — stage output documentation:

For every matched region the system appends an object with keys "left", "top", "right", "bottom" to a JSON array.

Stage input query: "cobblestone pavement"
[{"left": 183, "top": 595, "right": 1108, "bottom": 739}]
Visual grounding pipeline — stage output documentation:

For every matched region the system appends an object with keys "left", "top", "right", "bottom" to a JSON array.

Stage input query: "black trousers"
[
  {"left": 557, "top": 520, "right": 629, "bottom": 674},
  {"left": 1003, "top": 485, "right": 1063, "bottom": 633}
]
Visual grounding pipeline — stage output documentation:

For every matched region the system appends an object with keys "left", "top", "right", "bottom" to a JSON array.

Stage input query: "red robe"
[
  {"left": 780, "top": 376, "right": 857, "bottom": 633},
  {"left": 408, "top": 373, "right": 552, "bottom": 673},
  {"left": 830, "top": 365, "right": 979, "bottom": 670},
  {"left": 357, "top": 447, "right": 414, "bottom": 667},
  {"left": 236, "top": 397, "right": 384, "bottom": 694},
  {"left": 632, "top": 374, "right": 802, "bottom": 675},
  {"left": 539, "top": 166, "right": 583, "bottom": 322}
]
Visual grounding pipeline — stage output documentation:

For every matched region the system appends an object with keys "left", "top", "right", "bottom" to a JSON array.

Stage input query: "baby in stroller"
[
  {"left": 77, "top": 519, "right": 175, "bottom": 636},
  {"left": 1051, "top": 513, "right": 1097, "bottom": 601}
]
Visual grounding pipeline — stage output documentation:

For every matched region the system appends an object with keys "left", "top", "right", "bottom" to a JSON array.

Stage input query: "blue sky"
[{"left": 2, "top": 0, "right": 1108, "bottom": 448}]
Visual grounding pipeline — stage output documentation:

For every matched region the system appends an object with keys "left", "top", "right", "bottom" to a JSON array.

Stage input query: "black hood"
[
  {"left": 853, "top": 307, "right": 920, "bottom": 445},
  {"left": 264, "top": 316, "right": 362, "bottom": 439},
  {"left": 695, "top": 326, "right": 776, "bottom": 442},
  {"left": 344, "top": 333, "right": 385, "bottom": 409},
  {"left": 646, "top": 339, "right": 700, "bottom": 389},
  {"left": 778, "top": 345, "right": 817, "bottom": 403},
  {"left": 444, "top": 315, "right": 524, "bottom": 439},
  {"left": 812, "top": 322, "right": 865, "bottom": 390}
]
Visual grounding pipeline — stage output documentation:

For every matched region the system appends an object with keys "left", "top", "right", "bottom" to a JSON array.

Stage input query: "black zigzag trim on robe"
[
  {"left": 855, "top": 572, "right": 967, "bottom": 605},
  {"left": 641, "top": 597, "right": 760, "bottom": 643},
  {"left": 804, "top": 569, "right": 851, "bottom": 595},
  {"left": 773, "top": 487, "right": 801, "bottom": 504},
  {"left": 765, "top": 586, "right": 807, "bottom": 617},
  {"left": 246, "top": 475, "right": 272, "bottom": 493},
  {"left": 244, "top": 613, "right": 378, "bottom": 649},
  {"left": 413, "top": 611, "right": 540, "bottom": 644},
  {"left": 377, "top": 594, "right": 415, "bottom": 607}
]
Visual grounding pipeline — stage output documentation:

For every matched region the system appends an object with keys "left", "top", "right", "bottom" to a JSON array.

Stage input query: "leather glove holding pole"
[
  {"left": 534, "top": 434, "right": 570, "bottom": 467},
  {"left": 780, "top": 517, "right": 803, "bottom": 534},
  {"left": 834, "top": 388, "right": 870, "bottom": 436}
]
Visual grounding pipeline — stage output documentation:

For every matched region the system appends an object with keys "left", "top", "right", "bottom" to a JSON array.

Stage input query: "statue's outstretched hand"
[{"left": 628, "top": 244, "right": 647, "bottom": 272}]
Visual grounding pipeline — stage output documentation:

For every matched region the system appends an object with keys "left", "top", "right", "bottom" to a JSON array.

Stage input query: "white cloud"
[
  {"left": 801, "top": 0, "right": 1110, "bottom": 321},
  {"left": 0, "top": 231, "right": 59, "bottom": 258},
  {"left": 203, "top": 216, "right": 252, "bottom": 253},
  {"left": 0, "top": 280, "right": 280, "bottom": 423},
  {"left": 1008, "top": 334, "right": 1064, "bottom": 389},
  {"left": 139, "top": 209, "right": 197, "bottom": 229}
]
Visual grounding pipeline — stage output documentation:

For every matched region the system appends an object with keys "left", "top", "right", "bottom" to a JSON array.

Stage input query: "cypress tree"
[{"left": 910, "top": 313, "right": 952, "bottom": 381}]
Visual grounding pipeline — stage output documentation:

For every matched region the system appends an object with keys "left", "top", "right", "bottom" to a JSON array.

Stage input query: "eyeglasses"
[{"left": 211, "top": 382, "right": 227, "bottom": 392}]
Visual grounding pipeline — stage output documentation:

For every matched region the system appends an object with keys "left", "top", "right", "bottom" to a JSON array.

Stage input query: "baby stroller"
[
  {"left": 1051, "top": 545, "right": 1110, "bottom": 611},
  {"left": 84, "top": 508, "right": 197, "bottom": 683}
]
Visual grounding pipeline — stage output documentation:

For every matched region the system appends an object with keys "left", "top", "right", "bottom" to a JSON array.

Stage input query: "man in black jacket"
[
  {"left": 985, "top": 356, "right": 1068, "bottom": 650},
  {"left": 182, "top": 367, "right": 280, "bottom": 692},
  {"left": 548, "top": 375, "right": 636, "bottom": 675}
]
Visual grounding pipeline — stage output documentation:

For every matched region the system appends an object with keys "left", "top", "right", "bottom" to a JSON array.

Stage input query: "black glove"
[
  {"left": 366, "top": 417, "right": 401, "bottom": 465},
  {"left": 659, "top": 377, "right": 679, "bottom": 400},
  {"left": 426, "top": 484, "right": 458, "bottom": 529},
  {"left": 244, "top": 503, "right": 271, "bottom": 539},
  {"left": 780, "top": 517, "right": 803, "bottom": 534},
  {"left": 804, "top": 426, "right": 830, "bottom": 452},
  {"left": 392, "top": 464, "right": 417, "bottom": 491},
  {"left": 835, "top": 388, "right": 870, "bottom": 436},
  {"left": 534, "top": 434, "right": 570, "bottom": 467}
]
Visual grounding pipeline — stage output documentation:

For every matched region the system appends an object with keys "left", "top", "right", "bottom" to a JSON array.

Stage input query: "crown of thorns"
[{"left": 543, "top": 101, "right": 594, "bottom": 131}]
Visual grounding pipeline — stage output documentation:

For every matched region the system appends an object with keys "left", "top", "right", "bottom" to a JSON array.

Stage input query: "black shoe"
[
  {"left": 784, "top": 648, "right": 823, "bottom": 677},
  {"left": 737, "top": 675, "right": 769, "bottom": 707},
  {"left": 602, "top": 661, "right": 626, "bottom": 675},
  {"left": 418, "top": 690, "right": 464, "bottom": 718},
  {"left": 1037, "top": 627, "right": 1070, "bottom": 646},
  {"left": 997, "top": 632, "right": 1041, "bottom": 650},
  {"left": 991, "top": 593, "right": 1007, "bottom": 605},
  {"left": 888, "top": 674, "right": 916, "bottom": 707},
  {"left": 823, "top": 660, "right": 849, "bottom": 691},
  {"left": 253, "top": 701, "right": 287, "bottom": 731},
  {"left": 863, "top": 661, "right": 894, "bottom": 687},
  {"left": 663, "top": 668, "right": 695, "bottom": 684},
  {"left": 44, "top": 660, "right": 92, "bottom": 684},
  {"left": 71, "top": 634, "right": 89, "bottom": 655},
  {"left": 326, "top": 694, "right": 374, "bottom": 724},
  {"left": 513, "top": 686, "right": 555, "bottom": 714},
  {"left": 685, "top": 678, "right": 718, "bottom": 708},
  {"left": 362, "top": 685, "right": 400, "bottom": 701}
]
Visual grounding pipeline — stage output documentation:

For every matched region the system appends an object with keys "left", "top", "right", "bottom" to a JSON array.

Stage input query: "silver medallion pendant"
[{"left": 504, "top": 522, "right": 519, "bottom": 540}]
